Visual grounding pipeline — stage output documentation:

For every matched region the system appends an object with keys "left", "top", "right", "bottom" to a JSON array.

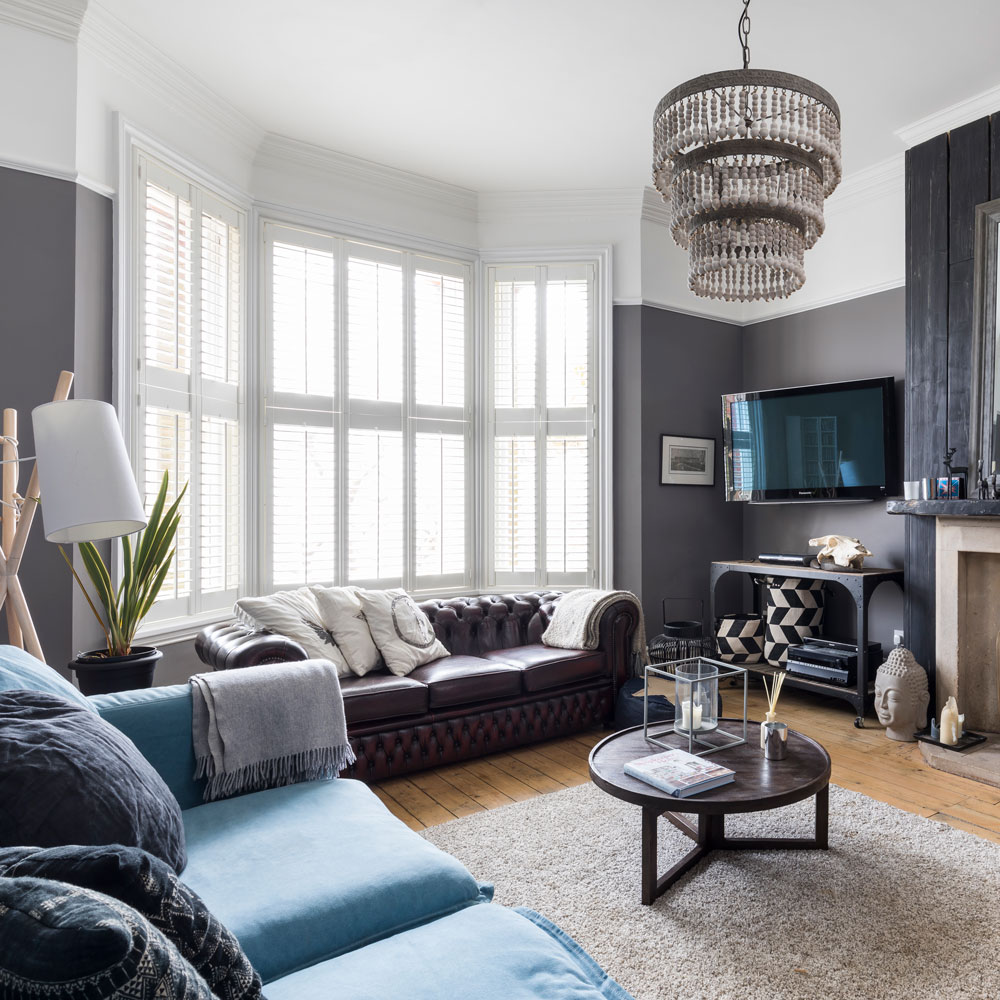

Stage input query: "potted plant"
[{"left": 62, "top": 471, "right": 187, "bottom": 695}]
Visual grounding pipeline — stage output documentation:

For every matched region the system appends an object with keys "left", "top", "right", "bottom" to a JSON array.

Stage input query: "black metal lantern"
[{"left": 648, "top": 600, "right": 715, "bottom": 665}]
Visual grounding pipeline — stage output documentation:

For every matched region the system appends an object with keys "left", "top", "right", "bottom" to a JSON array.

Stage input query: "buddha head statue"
[{"left": 874, "top": 645, "right": 929, "bottom": 742}]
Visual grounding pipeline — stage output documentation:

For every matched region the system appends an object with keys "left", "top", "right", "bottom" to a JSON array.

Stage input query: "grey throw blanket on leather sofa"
[
  {"left": 541, "top": 589, "right": 649, "bottom": 666},
  {"left": 191, "top": 659, "right": 355, "bottom": 802}
]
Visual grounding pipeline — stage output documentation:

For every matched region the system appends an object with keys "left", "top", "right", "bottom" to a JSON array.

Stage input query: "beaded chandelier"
[{"left": 652, "top": 0, "right": 842, "bottom": 302}]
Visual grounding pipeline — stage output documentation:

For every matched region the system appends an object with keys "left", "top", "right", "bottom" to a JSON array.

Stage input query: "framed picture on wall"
[{"left": 660, "top": 435, "right": 715, "bottom": 486}]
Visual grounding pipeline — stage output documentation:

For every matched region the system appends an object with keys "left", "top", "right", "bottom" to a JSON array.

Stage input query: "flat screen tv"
[{"left": 721, "top": 377, "right": 898, "bottom": 503}]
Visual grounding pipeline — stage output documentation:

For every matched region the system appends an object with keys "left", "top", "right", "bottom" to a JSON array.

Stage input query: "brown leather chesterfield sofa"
[{"left": 195, "top": 591, "right": 639, "bottom": 783}]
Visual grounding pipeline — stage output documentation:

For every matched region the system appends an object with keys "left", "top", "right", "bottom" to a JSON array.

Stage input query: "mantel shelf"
[{"left": 886, "top": 499, "right": 1000, "bottom": 517}]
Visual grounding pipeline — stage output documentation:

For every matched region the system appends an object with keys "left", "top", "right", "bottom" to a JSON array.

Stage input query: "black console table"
[{"left": 709, "top": 560, "right": 904, "bottom": 728}]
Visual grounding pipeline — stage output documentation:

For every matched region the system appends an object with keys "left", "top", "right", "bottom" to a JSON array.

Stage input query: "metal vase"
[{"left": 762, "top": 721, "right": 788, "bottom": 761}]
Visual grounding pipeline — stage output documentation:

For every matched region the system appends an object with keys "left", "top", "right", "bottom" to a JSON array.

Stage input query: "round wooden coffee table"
[{"left": 589, "top": 721, "right": 831, "bottom": 904}]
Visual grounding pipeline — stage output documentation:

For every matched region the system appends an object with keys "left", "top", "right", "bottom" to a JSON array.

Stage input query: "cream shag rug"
[{"left": 423, "top": 782, "right": 1000, "bottom": 1000}]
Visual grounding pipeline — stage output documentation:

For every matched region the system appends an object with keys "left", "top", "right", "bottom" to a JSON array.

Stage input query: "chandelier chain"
[{"left": 738, "top": 0, "right": 751, "bottom": 71}]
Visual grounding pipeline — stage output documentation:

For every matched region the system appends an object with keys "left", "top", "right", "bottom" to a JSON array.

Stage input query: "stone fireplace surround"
[{"left": 925, "top": 516, "right": 1000, "bottom": 786}]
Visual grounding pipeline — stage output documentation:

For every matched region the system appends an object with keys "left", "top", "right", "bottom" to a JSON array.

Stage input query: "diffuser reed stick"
[
  {"left": 759, "top": 670, "right": 786, "bottom": 749},
  {"left": 763, "top": 671, "right": 785, "bottom": 717}
]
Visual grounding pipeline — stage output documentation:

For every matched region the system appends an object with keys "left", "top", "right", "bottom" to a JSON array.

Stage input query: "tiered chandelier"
[{"left": 652, "top": 0, "right": 842, "bottom": 301}]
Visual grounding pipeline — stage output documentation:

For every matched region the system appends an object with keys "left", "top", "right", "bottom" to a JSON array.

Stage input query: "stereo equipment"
[
  {"left": 785, "top": 658, "right": 853, "bottom": 685},
  {"left": 785, "top": 637, "right": 883, "bottom": 686},
  {"left": 756, "top": 553, "right": 814, "bottom": 566}
]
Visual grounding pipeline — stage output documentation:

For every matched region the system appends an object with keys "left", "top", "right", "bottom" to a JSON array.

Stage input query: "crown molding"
[
  {"left": 255, "top": 133, "right": 478, "bottom": 223},
  {"left": 79, "top": 2, "right": 264, "bottom": 162},
  {"left": 896, "top": 81, "right": 1000, "bottom": 148},
  {"left": 741, "top": 276, "right": 905, "bottom": 326},
  {"left": 640, "top": 186, "right": 671, "bottom": 227},
  {"left": 477, "top": 188, "right": 642, "bottom": 223},
  {"left": 825, "top": 153, "right": 904, "bottom": 215},
  {"left": 0, "top": 0, "right": 87, "bottom": 42}
]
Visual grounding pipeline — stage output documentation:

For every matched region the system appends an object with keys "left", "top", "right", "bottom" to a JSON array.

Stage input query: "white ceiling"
[{"left": 96, "top": 0, "right": 1000, "bottom": 192}]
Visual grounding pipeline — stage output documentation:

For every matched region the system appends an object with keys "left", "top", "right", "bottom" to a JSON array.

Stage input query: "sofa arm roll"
[
  {"left": 595, "top": 599, "right": 641, "bottom": 689},
  {"left": 194, "top": 621, "right": 309, "bottom": 671}
]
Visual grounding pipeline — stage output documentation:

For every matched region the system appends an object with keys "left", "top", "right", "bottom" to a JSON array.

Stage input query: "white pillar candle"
[{"left": 681, "top": 701, "right": 703, "bottom": 731}]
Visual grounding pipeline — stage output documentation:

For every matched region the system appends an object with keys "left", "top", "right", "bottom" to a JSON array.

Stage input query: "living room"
[{"left": 1, "top": 1, "right": 999, "bottom": 997}]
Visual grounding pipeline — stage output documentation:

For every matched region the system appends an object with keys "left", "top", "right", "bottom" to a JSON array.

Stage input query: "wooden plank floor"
[{"left": 374, "top": 683, "right": 1000, "bottom": 844}]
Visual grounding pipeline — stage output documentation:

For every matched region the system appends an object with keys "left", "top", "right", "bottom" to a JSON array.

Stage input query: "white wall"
[
  {"left": 477, "top": 190, "right": 642, "bottom": 302},
  {"left": 0, "top": 21, "right": 77, "bottom": 176},
  {"left": 75, "top": 6, "right": 258, "bottom": 195}
]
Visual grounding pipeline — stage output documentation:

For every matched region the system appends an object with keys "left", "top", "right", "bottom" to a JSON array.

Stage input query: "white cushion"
[
  {"left": 235, "top": 587, "right": 351, "bottom": 677},
  {"left": 312, "top": 585, "right": 384, "bottom": 677},
  {"left": 356, "top": 589, "right": 450, "bottom": 677}
]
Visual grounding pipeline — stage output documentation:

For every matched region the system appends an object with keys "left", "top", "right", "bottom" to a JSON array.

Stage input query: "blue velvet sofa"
[{"left": 1, "top": 646, "right": 633, "bottom": 998}]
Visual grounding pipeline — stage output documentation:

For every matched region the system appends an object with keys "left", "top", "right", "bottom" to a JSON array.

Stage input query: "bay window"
[{"left": 125, "top": 140, "right": 608, "bottom": 634}]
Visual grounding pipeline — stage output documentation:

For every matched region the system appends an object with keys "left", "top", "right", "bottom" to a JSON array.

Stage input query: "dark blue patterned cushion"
[
  {"left": 0, "top": 846, "right": 263, "bottom": 1000},
  {"left": 0, "top": 875, "right": 214, "bottom": 998},
  {"left": 0, "top": 691, "right": 186, "bottom": 872}
]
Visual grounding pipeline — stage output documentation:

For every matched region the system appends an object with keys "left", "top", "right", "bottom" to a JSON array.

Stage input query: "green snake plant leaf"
[{"left": 65, "top": 470, "right": 187, "bottom": 658}]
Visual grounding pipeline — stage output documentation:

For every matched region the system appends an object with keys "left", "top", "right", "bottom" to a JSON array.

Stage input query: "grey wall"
[
  {"left": 0, "top": 166, "right": 113, "bottom": 676},
  {"left": 613, "top": 287, "right": 906, "bottom": 653},
  {"left": 740, "top": 287, "right": 906, "bottom": 650},
  {"left": 612, "top": 305, "right": 743, "bottom": 633}
]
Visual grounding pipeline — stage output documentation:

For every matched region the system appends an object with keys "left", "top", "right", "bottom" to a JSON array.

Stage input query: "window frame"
[
  {"left": 259, "top": 216, "right": 477, "bottom": 597},
  {"left": 482, "top": 251, "right": 613, "bottom": 591},
  {"left": 117, "top": 122, "right": 253, "bottom": 642}
]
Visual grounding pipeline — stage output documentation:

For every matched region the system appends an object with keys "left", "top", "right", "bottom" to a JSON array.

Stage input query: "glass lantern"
[{"left": 674, "top": 661, "right": 720, "bottom": 736}]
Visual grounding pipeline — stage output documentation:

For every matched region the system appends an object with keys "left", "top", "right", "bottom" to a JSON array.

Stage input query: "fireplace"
[{"left": 927, "top": 517, "right": 1000, "bottom": 785}]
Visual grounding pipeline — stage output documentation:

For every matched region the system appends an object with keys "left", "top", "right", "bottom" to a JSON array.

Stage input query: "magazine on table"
[{"left": 624, "top": 747, "right": 735, "bottom": 798}]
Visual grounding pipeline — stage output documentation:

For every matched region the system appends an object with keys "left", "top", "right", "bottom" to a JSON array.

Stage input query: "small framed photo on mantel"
[{"left": 660, "top": 435, "right": 715, "bottom": 486}]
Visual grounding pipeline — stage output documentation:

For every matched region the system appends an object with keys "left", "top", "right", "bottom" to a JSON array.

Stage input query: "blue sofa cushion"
[
  {"left": 264, "top": 902, "right": 634, "bottom": 1000},
  {"left": 180, "top": 778, "right": 483, "bottom": 983},
  {"left": 0, "top": 875, "right": 214, "bottom": 998},
  {"left": 0, "top": 845, "right": 262, "bottom": 1000},
  {"left": 0, "top": 691, "right": 187, "bottom": 873},
  {"left": 0, "top": 642, "right": 95, "bottom": 711}
]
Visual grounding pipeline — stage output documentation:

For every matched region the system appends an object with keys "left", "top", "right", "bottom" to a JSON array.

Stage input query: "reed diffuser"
[{"left": 760, "top": 671, "right": 786, "bottom": 748}]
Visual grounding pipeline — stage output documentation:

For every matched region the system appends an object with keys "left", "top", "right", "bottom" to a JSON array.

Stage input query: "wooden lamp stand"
[{"left": 1, "top": 370, "right": 75, "bottom": 662}]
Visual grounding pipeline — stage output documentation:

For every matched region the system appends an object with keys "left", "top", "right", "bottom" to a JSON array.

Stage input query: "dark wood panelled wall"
[{"left": 904, "top": 114, "right": 1000, "bottom": 674}]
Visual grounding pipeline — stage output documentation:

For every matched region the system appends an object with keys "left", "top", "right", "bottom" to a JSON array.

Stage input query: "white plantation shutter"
[
  {"left": 200, "top": 416, "right": 240, "bottom": 593},
  {"left": 347, "top": 428, "right": 404, "bottom": 583},
  {"left": 489, "top": 262, "right": 595, "bottom": 588},
  {"left": 271, "top": 421, "right": 336, "bottom": 586},
  {"left": 135, "top": 154, "right": 245, "bottom": 623},
  {"left": 545, "top": 435, "right": 589, "bottom": 574},
  {"left": 415, "top": 270, "right": 465, "bottom": 408},
  {"left": 263, "top": 225, "right": 471, "bottom": 592},
  {"left": 142, "top": 407, "right": 191, "bottom": 602},
  {"left": 493, "top": 435, "right": 536, "bottom": 575},
  {"left": 415, "top": 432, "right": 465, "bottom": 579}
]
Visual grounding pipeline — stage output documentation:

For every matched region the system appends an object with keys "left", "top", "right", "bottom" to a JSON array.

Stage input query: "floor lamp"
[
  {"left": 1, "top": 376, "right": 147, "bottom": 664},
  {"left": 0, "top": 371, "right": 75, "bottom": 661}
]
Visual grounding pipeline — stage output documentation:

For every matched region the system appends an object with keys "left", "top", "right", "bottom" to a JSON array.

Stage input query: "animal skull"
[{"left": 808, "top": 534, "right": 872, "bottom": 570}]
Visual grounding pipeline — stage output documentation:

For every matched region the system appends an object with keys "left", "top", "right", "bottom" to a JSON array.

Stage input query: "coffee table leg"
[
  {"left": 815, "top": 783, "right": 829, "bottom": 849},
  {"left": 641, "top": 808, "right": 711, "bottom": 904},
  {"left": 641, "top": 807, "right": 658, "bottom": 905}
]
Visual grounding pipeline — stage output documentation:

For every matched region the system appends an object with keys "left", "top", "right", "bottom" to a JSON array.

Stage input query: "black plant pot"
[{"left": 70, "top": 646, "right": 162, "bottom": 696}]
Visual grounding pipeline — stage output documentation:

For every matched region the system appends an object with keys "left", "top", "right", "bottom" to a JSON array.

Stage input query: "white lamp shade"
[{"left": 32, "top": 399, "right": 148, "bottom": 543}]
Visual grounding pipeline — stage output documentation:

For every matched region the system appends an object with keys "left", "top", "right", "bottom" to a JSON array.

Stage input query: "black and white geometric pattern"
[
  {"left": 715, "top": 613, "right": 764, "bottom": 664},
  {"left": 764, "top": 577, "right": 825, "bottom": 665}
]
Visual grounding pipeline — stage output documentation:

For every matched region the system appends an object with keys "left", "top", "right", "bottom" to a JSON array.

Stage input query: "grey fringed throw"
[
  {"left": 541, "top": 589, "right": 650, "bottom": 666},
  {"left": 190, "top": 659, "right": 355, "bottom": 802}
]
